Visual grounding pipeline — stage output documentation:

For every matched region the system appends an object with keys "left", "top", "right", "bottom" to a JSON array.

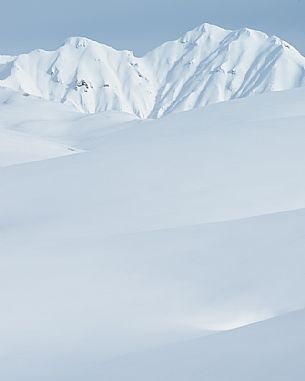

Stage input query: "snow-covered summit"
[{"left": 1, "top": 22, "right": 305, "bottom": 118}]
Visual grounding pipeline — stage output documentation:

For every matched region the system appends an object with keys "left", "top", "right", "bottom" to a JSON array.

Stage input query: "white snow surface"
[
  {"left": 1, "top": 85, "right": 305, "bottom": 379},
  {"left": 100, "top": 308, "right": 305, "bottom": 381},
  {"left": 1, "top": 23, "right": 305, "bottom": 118},
  {"left": 0, "top": 87, "right": 136, "bottom": 165}
]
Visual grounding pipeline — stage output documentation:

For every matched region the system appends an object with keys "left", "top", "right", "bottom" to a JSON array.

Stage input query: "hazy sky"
[{"left": 1, "top": 0, "right": 305, "bottom": 55}]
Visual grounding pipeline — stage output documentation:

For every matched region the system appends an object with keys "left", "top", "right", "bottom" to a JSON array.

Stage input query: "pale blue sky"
[{"left": 1, "top": 0, "right": 305, "bottom": 55}]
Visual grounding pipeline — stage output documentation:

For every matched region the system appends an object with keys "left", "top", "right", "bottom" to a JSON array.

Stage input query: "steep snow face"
[
  {"left": 146, "top": 24, "right": 305, "bottom": 117},
  {"left": 0, "top": 38, "right": 155, "bottom": 118},
  {"left": 1, "top": 23, "right": 305, "bottom": 118}
]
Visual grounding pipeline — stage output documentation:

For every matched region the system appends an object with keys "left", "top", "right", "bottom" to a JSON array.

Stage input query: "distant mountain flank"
[{"left": 1, "top": 23, "right": 305, "bottom": 118}]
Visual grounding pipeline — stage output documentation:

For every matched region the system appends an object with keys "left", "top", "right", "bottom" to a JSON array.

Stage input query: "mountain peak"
[
  {"left": 180, "top": 22, "right": 228, "bottom": 44},
  {"left": 64, "top": 36, "right": 98, "bottom": 49},
  {"left": 194, "top": 22, "right": 226, "bottom": 34}
]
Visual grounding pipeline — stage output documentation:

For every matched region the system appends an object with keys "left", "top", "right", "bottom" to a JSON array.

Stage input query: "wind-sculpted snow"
[{"left": 1, "top": 23, "right": 305, "bottom": 117}]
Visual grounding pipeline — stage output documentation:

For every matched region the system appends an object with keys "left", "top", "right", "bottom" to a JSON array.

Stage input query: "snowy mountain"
[
  {"left": 1, "top": 23, "right": 305, "bottom": 118},
  {"left": 1, "top": 23, "right": 305, "bottom": 381}
]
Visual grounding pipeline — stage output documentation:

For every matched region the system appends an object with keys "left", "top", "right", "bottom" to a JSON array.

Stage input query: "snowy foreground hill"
[
  {"left": 1, "top": 84, "right": 305, "bottom": 380},
  {"left": 0, "top": 23, "right": 305, "bottom": 117}
]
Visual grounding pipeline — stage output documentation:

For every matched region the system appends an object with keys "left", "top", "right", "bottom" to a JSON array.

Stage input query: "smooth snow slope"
[
  {"left": 100, "top": 309, "right": 305, "bottom": 381},
  {"left": 0, "top": 87, "right": 137, "bottom": 165},
  {"left": 0, "top": 88, "right": 80, "bottom": 165},
  {"left": 0, "top": 23, "right": 305, "bottom": 117},
  {"left": 1, "top": 88, "right": 305, "bottom": 380},
  {"left": 2, "top": 209, "right": 305, "bottom": 380}
]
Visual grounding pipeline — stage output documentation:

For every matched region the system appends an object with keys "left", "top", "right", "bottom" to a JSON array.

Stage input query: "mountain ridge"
[{"left": 0, "top": 22, "right": 305, "bottom": 118}]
